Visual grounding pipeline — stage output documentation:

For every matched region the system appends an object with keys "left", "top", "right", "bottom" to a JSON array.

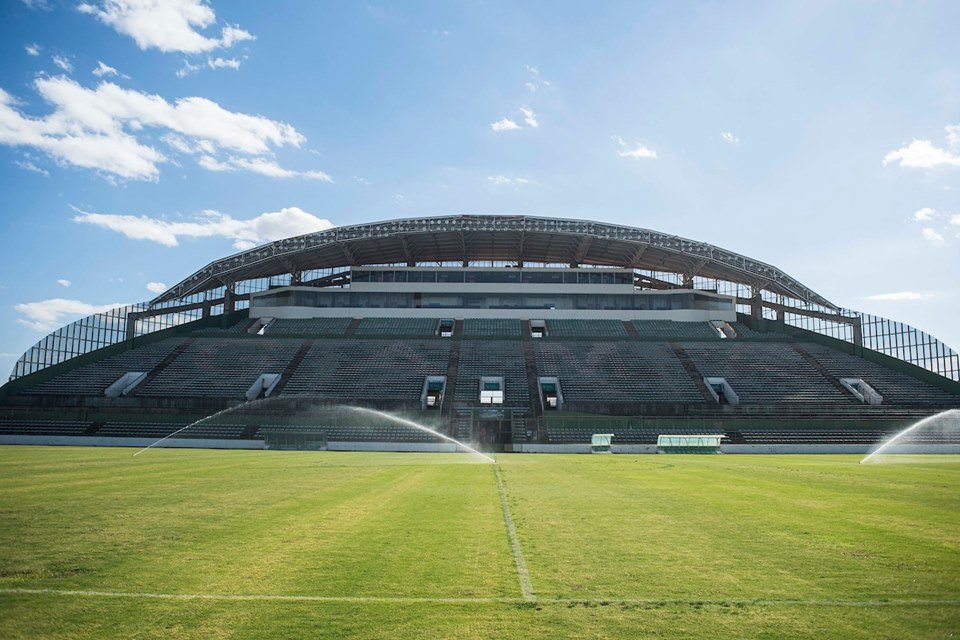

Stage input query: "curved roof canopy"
[{"left": 153, "top": 215, "right": 835, "bottom": 309}]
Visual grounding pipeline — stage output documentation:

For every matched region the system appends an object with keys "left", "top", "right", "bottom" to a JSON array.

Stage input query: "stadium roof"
[{"left": 152, "top": 215, "right": 835, "bottom": 309}]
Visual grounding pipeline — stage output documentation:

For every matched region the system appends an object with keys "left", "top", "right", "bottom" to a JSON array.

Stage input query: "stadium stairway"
[
  {"left": 271, "top": 339, "right": 314, "bottom": 396},
  {"left": 129, "top": 338, "right": 194, "bottom": 397},
  {"left": 440, "top": 320, "right": 463, "bottom": 416},
  {"left": 790, "top": 343, "right": 854, "bottom": 399},
  {"left": 671, "top": 344, "right": 717, "bottom": 403}
]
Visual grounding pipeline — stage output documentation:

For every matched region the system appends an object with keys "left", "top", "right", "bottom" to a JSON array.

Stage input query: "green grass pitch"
[{"left": 1, "top": 446, "right": 958, "bottom": 638}]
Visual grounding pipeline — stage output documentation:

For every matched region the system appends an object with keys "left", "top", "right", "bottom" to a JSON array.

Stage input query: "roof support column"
[
  {"left": 852, "top": 316, "right": 864, "bottom": 350},
  {"left": 223, "top": 283, "right": 236, "bottom": 314},
  {"left": 750, "top": 287, "right": 763, "bottom": 321}
]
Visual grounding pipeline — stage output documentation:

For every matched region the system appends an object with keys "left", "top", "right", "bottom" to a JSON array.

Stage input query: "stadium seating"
[
  {"left": 547, "top": 319, "right": 628, "bottom": 338},
  {"left": 0, "top": 419, "right": 92, "bottom": 436},
  {"left": 137, "top": 339, "right": 302, "bottom": 399},
  {"left": 546, "top": 423, "right": 722, "bottom": 444},
  {"left": 264, "top": 317, "right": 352, "bottom": 335},
  {"left": 22, "top": 338, "right": 188, "bottom": 396},
  {"left": 282, "top": 338, "right": 450, "bottom": 400},
  {"left": 462, "top": 318, "right": 523, "bottom": 337},
  {"left": 801, "top": 344, "right": 960, "bottom": 406},
  {"left": 534, "top": 341, "right": 705, "bottom": 403},
  {"left": 682, "top": 343, "right": 852, "bottom": 404},
  {"left": 455, "top": 340, "right": 530, "bottom": 406},
  {"left": 256, "top": 423, "right": 442, "bottom": 442},
  {"left": 630, "top": 320, "right": 720, "bottom": 339},
  {"left": 355, "top": 317, "right": 438, "bottom": 335}
]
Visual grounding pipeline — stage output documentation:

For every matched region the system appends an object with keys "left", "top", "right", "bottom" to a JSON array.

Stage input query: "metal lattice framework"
[{"left": 152, "top": 215, "right": 836, "bottom": 309}]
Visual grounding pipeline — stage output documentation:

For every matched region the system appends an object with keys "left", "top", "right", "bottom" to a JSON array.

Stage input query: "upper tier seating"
[
  {"left": 22, "top": 338, "right": 188, "bottom": 396},
  {"left": 547, "top": 319, "right": 627, "bottom": 338},
  {"left": 265, "top": 317, "right": 352, "bottom": 335},
  {"left": 631, "top": 320, "right": 720, "bottom": 339},
  {"left": 355, "top": 317, "right": 438, "bottom": 336},
  {"left": 534, "top": 342, "right": 705, "bottom": 403},
  {"left": 802, "top": 344, "right": 960, "bottom": 406},
  {"left": 455, "top": 340, "right": 530, "bottom": 407},
  {"left": 682, "top": 343, "right": 851, "bottom": 404},
  {"left": 462, "top": 318, "right": 522, "bottom": 337},
  {"left": 137, "top": 339, "right": 302, "bottom": 399},
  {"left": 282, "top": 339, "right": 450, "bottom": 400}
]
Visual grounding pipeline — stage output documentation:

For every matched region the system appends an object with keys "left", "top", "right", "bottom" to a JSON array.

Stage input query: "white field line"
[
  {"left": 2, "top": 588, "right": 958, "bottom": 609},
  {"left": 494, "top": 463, "right": 535, "bottom": 603}
]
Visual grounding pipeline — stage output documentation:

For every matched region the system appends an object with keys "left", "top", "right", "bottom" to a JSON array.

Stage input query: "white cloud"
[
  {"left": 92, "top": 61, "right": 119, "bottom": 77},
  {"left": 56, "top": 279, "right": 71, "bottom": 288},
  {"left": 947, "top": 125, "right": 960, "bottom": 148},
  {"left": 52, "top": 55, "right": 73, "bottom": 73},
  {"left": 913, "top": 207, "right": 936, "bottom": 222},
  {"left": 176, "top": 56, "right": 244, "bottom": 77},
  {"left": 197, "top": 155, "right": 333, "bottom": 181},
  {"left": 720, "top": 131, "right": 739, "bottom": 145},
  {"left": 864, "top": 291, "right": 932, "bottom": 302},
  {"left": 487, "top": 175, "right": 530, "bottom": 186},
  {"left": 519, "top": 106, "right": 538, "bottom": 128},
  {"left": 25, "top": 44, "right": 41, "bottom": 57},
  {"left": 0, "top": 77, "right": 318, "bottom": 181},
  {"left": 145, "top": 281, "right": 167, "bottom": 294},
  {"left": 14, "top": 298, "right": 128, "bottom": 332},
  {"left": 78, "top": 0, "right": 254, "bottom": 54},
  {"left": 951, "top": 214, "right": 960, "bottom": 226},
  {"left": 491, "top": 118, "right": 521, "bottom": 132},
  {"left": 614, "top": 136, "right": 657, "bottom": 159},
  {"left": 14, "top": 159, "right": 49, "bottom": 176},
  {"left": 72, "top": 206, "right": 335, "bottom": 249},
  {"left": 884, "top": 139, "right": 960, "bottom": 169},
  {"left": 20, "top": 0, "right": 51, "bottom": 10},
  {"left": 922, "top": 227, "right": 945, "bottom": 246},
  {"left": 524, "top": 65, "right": 550, "bottom": 93}
]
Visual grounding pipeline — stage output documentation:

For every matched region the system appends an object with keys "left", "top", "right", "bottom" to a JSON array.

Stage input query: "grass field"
[{"left": 1, "top": 446, "right": 958, "bottom": 638}]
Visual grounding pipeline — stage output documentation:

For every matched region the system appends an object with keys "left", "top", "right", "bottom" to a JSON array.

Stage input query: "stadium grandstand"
[{"left": 1, "top": 214, "right": 958, "bottom": 453}]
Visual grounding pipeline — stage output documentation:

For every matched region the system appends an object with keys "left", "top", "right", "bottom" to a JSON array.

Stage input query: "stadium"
[
  {"left": 2, "top": 215, "right": 959, "bottom": 639},
  {"left": 1, "top": 214, "right": 959, "bottom": 451}
]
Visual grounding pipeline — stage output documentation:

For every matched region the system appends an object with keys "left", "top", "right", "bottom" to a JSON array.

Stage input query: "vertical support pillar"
[
  {"left": 750, "top": 288, "right": 763, "bottom": 322},
  {"left": 852, "top": 316, "right": 864, "bottom": 351},
  {"left": 125, "top": 311, "right": 138, "bottom": 341},
  {"left": 682, "top": 273, "right": 694, "bottom": 289},
  {"left": 291, "top": 271, "right": 303, "bottom": 285}
]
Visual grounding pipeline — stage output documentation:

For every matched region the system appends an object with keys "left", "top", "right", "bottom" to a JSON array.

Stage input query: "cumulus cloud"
[
  {"left": 613, "top": 136, "right": 657, "bottom": 159},
  {"left": 25, "top": 44, "right": 41, "bottom": 56},
  {"left": 145, "top": 281, "right": 167, "bottom": 294},
  {"left": 72, "top": 205, "right": 335, "bottom": 249},
  {"left": 78, "top": 0, "right": 254, "bottom": 54},
  {"left": 15, "top": 298, "right": 128, "bottom": 332},
  {"left": 487, "top": 175, "right": 530, "bottom": 186},
  {"left": 519, "top": 107, "right": 538, "bottom": 128},
  {"left": 720, "top": 131, "right": 739, "bottom": 145},
  {"left": 0, "top": 77, "right": 327, "bottom": 181},
  {"left": 864, "top": 291, "right": 932, "bottom": 302},
  {"left": 912, "top": 207, "right": 936, "bottom": 222},
  {"left": 52, "top": 55, "right": 73, "bottom": 73},
  {"left": 92, "top": 61, "right": 119, "bottom": 77},
  {"left": 922, "top": 227, "right": 945, "bottom": 246},
  {"left": 56, "top": 279, "right": 71, "bottom": 288},
  {"left": 491, "top": 118, "right": 521, "bottom": 132},
  {"left": 884, "top": 131, "right": 960, "bottom": 169}
]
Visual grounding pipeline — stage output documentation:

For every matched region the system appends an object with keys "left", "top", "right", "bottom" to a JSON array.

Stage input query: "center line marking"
[{"left": 494, "top": 462, "right": 535, "bottom": 603}]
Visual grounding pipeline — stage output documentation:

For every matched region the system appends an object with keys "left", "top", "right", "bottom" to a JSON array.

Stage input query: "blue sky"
[{"left": 1, "top": 0, "right": 959, "bottom": 377}]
